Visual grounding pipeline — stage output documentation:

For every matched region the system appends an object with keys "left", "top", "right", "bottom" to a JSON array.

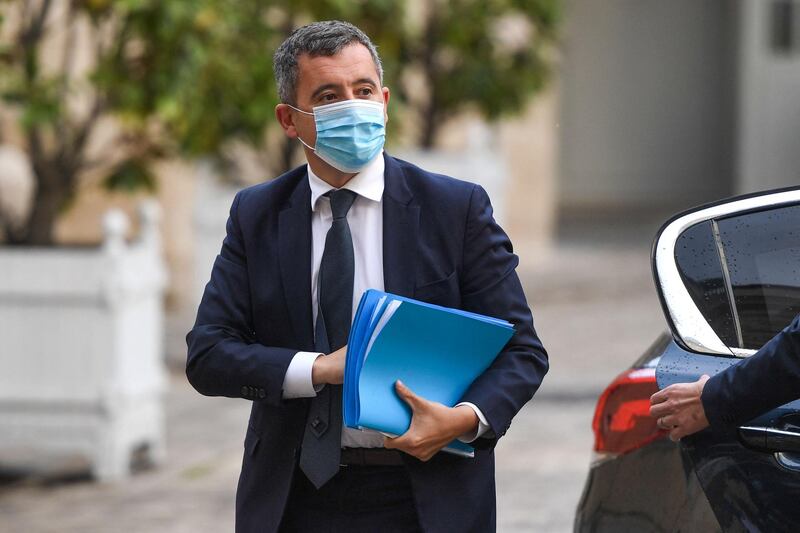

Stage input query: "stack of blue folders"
[{"left": 343, "top": 289, "right": 515, "bottom": 457}]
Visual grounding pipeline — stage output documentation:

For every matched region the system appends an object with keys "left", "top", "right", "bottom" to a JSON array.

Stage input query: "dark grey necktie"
[{"left": 299, "top": 188, "right": 357, "bottom": 489}]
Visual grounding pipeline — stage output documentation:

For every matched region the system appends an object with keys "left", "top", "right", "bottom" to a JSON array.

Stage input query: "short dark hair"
[{"left": 273, "top": 20, "right": 384, "bottom": 105}]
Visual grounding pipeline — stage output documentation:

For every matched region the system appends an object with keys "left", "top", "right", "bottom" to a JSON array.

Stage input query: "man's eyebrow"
[
  {"left": 353, "top": 78, "right": 379, "bottom": 88},
  {"left": 310, "top": 83, "right": 341, "bottom": 100},
  {"left": 310, "top": 78, "right": 379, "bottom": 100}
]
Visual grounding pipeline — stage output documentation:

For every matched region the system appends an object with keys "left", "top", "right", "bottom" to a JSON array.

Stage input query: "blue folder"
[{"left": 343, "top": 289, "right": 515, "bottom": 457}]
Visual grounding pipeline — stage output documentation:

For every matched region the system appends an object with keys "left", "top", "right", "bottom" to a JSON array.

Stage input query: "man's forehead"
[{"left": 296, "top": 44, "right": 380, "bottom": 87}]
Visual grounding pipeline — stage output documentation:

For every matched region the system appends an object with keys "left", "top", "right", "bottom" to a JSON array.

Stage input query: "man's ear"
[
  {"left": 275, "top": 103, "right": 298, "bottom": 138},
  {"left": 382, "top": 87, "right": 390, "bottom": 124}
]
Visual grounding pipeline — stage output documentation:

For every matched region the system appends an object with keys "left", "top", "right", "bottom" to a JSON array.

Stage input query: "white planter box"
[{"left": 0, "top": 202, "right": 168, "bottom": 481}]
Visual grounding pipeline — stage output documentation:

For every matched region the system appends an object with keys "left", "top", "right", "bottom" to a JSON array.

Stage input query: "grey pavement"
[{"left": 0, "top": 237, "right": 668, "bottom": 533}]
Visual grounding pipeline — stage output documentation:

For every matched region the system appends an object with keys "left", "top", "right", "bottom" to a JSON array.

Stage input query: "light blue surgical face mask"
[{"left": 288, "top": 99, "right": 386, "bottom": 173}]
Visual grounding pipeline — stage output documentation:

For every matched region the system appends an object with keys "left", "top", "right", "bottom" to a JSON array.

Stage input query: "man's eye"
[
  {"left": 358, "top": 88, "right": 373, "bottom": 96},
  {"left": 321, "top": 94, "right": 337, "bottom": 102}
]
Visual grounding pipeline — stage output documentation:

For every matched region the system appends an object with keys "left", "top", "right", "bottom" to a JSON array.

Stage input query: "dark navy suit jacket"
[
  {"left": 703, "top": 313, "right": 800, "bottom": 431},
  {"left": 186, "top": 154, "right": 548, "bottom": 533}
]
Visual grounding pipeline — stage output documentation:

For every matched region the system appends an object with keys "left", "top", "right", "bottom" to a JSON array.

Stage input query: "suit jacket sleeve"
[
  {"left": 702, "top": 313, "right": 800, "bottom": 433},
  {"left": 186, "top": 191, "right": 296, "bottom": 407},
  {"left": 457, "top": 185, "right": 549, "bottom": 449}
]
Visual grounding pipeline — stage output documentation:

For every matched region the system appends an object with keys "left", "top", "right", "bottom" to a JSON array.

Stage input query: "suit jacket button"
[
  {"left": 241, "top": 386, "right": 248, "bottom": 397},
  {"left": 258, "top": 389, "right": 266, "bottom": 399}
]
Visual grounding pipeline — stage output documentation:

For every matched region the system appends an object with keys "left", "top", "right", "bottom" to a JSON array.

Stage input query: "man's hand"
[
  {"left": 649, "top": 374, "right": 711, "bottom": 441},
  {"left": 384, "top": 381, "right": 478, "bottom": 461},
  {"left": 311, "top": 345, "right": 347, "bottom": 386}
]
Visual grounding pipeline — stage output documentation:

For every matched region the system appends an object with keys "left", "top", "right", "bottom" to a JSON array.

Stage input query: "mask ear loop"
[{"left": 285, "top": 104, "right": 316, "bottom": 152}]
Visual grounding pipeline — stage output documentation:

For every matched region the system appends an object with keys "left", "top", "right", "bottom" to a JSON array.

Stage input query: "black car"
[{"left": 575, "top": 187, "right": 800, "bottom": 532}]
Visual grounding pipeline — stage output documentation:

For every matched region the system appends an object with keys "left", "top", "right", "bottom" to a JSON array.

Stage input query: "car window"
[
  {"left": 717, "top": 204, "right": 800, "bottom": 349},
  {"left": 675, "top": 220, "right": 738, "bottom": 346}
]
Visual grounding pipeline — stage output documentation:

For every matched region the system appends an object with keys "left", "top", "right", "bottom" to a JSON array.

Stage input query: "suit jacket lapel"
[
  {"left": 382, "top": 154, "right": 419, "bottom": 298},
  {"left": 278, "top": 172, "right": 315, "bottom": 350}
]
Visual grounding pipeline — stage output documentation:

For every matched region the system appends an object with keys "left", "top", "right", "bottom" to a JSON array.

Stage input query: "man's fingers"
[
  {"left": 649, "top": 401, "right": 673, "bottom": 418},
  {"left": 395, "top": 380, "right": 423, "bottom": 411},
  {"left": 651, "top": 375, "right": 713, "bottom": 441},
  {"left": 384, "top": 434, "right": 429, "bottom": 460},
  {"left": 650, "top": 386, "right": 672, "bottom": 405},
  {"left": 384, "top": 432, "right": 414, "bottom": 449},
  {"left": 656, "top": 415, "right": 676, "bottom": 430}
]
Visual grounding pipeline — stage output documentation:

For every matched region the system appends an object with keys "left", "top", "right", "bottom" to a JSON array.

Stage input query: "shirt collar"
[{"left": 308, "top": 152, "right": 385, "bottom": 211}]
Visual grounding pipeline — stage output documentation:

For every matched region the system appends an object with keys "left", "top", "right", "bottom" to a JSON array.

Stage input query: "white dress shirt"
[{"left": 281, "top": 153, "right": 488, "bottom": 447}]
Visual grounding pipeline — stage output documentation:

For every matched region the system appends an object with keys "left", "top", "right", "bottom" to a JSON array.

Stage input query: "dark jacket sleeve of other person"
[{"left": 702, "top": 313, "right": 800, "bottom": 433}]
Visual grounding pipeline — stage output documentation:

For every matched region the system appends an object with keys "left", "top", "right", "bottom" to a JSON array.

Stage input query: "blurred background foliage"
[{"left": 0, "top": 0, "right": 558, "bottom": 245}]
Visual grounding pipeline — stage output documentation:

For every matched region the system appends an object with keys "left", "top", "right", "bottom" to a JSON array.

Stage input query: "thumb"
[{"left": 395, "top": 380, "right": 421, "bottom": 411}]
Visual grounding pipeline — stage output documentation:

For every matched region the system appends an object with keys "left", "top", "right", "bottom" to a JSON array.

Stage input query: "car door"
[{"left": 652, "top": 186, "right": 800, "bottom": 532}]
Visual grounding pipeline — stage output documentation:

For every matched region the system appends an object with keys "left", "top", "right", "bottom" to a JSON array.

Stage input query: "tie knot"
[{"left": 326, "top": 189, "right": 357, "bottom": 219}]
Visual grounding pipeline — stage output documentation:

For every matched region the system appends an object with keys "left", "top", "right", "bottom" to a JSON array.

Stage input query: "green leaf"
[{"left": 103, "top": 159, "right": 157, "bottom": 193}]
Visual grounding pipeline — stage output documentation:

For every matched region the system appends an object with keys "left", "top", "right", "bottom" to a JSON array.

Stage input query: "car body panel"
[
  {"left": 575, "top": 438, "right": 722, "bottom": 533},
  {"left": 657, "top": 346, "right": 800, "bottom": 532}
]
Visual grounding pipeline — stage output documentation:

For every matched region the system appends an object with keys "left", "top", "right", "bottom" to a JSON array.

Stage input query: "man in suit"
[
  {"left": 186, "top": 20, "right": 548, "bottom": 532},
  {"left": 650, "top": 313, "right": 800, "bottom": 440}
]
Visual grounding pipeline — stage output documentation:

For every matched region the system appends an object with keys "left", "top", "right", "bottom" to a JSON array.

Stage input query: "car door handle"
[{"left": 738, "top": 425, "right": 800, "bottom": 454}]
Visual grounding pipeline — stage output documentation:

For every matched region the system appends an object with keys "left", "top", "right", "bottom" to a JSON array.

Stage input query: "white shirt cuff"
[
  {"left": 282, "top": 351, "right": 323, "bottom": 399},
  {"left": 455, "top": 402, "right": 490, "bottom": 443}
]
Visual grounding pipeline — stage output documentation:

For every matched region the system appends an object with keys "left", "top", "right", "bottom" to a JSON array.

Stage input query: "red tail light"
[{"left": 592, "top": 367, "right": 667, "bottom": 457}]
